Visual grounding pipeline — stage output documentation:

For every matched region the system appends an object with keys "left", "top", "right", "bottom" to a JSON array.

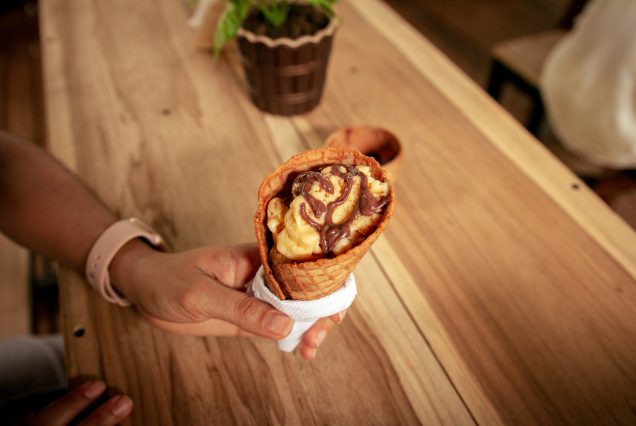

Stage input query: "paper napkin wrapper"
[{"left": 248, "top": 266, "right": 357, "bottom": 352}]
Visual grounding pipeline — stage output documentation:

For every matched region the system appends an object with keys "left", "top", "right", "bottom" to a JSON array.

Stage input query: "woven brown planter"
[{"left": 236, "top": 17, "right": 338, "bottom": 116}]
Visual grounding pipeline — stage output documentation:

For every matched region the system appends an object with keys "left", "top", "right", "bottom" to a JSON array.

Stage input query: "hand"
[
  {"left": 111, "top": 241, "right": 289, "bottom": 337},
  {"left": 110, "top": 242, "right": 345, "bottom": 358},
  {"left": 22, "top": 380, "right": 132, "bottom": 426},
  {"left": 298, "top": 309, "right": 348, "bottom": 360}
]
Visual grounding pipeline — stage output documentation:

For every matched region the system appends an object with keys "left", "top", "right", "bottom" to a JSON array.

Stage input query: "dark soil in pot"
[{"left": 242, "top": 4, "right": 330, "bottom": 39}]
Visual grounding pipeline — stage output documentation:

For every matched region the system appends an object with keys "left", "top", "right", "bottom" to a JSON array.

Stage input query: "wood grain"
[
  {"left": 348, "top": 0, "right": 636, "bottom": 280},
  {"left": 493, "top": 30, "right": 565, "bottom": 86},
  {"left": 384, "top": 0, "right": 569, "bottom": 85},
  {"left": 0, "top": 6, "right": 42, "bottom": 337},
  {"left": 41, "top": 0, "right": 636, "bottom": 424},
  {"left": 42, "top": 0, "right": 475, "bottom": 424},
  {"left": 0, "top": 234, "right": 29, "bottom": 338},
  {"left": 295, "top": 1, "right": 636, "bottom": 423}
]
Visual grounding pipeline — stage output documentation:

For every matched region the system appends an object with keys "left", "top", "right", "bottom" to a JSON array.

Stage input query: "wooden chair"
[
  {"left": 486, "top": 30, "right": 565, "bottom": 136},
  {"left": 485, "top": 0, "right": 588, "bottom": 136}
]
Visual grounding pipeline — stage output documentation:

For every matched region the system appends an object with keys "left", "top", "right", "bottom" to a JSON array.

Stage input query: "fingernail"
[
  {"left": 306, "top": 348, "right": 317, "bottom": 360},
  {"left": 111, "top": 395, "right": 133, "bottom": 418},
  {"left": 315, "top": 330, "right": 327, "bottom": 347},
  {"left": 82, "top": 380, "right": 106, "bottom": 399},
  {"left": 337, "top": 311, "right": 347, "bottom": 324},
  {"left": 264, "top": 311, "right": 292, "bottom": 336}
]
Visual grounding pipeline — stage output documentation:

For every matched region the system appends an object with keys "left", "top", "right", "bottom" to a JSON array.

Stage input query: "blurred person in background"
[{"left": 541, "top": 0, "right": 636, "bottom": 169}]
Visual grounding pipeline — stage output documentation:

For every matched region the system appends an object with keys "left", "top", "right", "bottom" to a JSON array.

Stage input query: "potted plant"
[{"left": 214, "top": 0, "right": 338, "bottom": 116}]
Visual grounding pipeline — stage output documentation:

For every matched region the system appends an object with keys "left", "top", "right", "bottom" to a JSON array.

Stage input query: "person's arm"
[
  {"left": 0, "top": 130, "right": 115, "bottom": 271},
  {"left": 0, "top": 131, "right": 340, "bottom": 358},
  {"left": 0, "top": 130, "right": 292, "bottom": 339}
]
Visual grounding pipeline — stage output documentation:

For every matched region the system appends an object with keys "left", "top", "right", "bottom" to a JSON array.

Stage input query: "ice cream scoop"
[
  {"left": 267, "top": 165, "right": 389, "bottom": 261},
  {"left": 255, "top": 147, "right": 394, "bottom": 301}
]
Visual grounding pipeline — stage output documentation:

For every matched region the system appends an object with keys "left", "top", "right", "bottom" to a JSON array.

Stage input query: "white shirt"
[{"left": 541, "top": 0, "right": 636, "bottom": 169}]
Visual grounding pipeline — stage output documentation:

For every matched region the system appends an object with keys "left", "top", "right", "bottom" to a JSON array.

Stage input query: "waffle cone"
[{"left": 255, "top": 147, "right": 395, "bottom": 300}]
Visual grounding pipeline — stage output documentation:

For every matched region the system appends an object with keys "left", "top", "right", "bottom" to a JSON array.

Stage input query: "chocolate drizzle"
[
  {"left": 292, "top": 165, "right": 388, "bottom": 255},
  {"left": 299, "top": 203, "right": 322, "bottom": 230},
  {"left": 293, "top": 171, "right": 332, "bottom": 217},
  {"left": 292, "top": 171, "right": 334, "bottom": 195}
]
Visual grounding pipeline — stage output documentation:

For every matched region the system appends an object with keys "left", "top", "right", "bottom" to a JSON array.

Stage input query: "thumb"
[{"left": 182, "top": 282, "right": 293, "bottom": 339}]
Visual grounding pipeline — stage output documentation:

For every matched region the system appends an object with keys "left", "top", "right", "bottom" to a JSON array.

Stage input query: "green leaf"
[
  {"left": 306, "top": 0, "right": 337, "bottom": 16},
  {"left": 258, "top": 1, "right": 289, "bottom": 28},
  {"left": 213, "top": 0, "right": 251, "bottom": 58},
  {"left": 213, "top": 0, "right": 339, "bottom": 57}
]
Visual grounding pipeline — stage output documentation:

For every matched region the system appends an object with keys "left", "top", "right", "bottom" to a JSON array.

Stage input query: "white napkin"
[{"left": 248, "top": 266, "right": 357, "bottom": 352}]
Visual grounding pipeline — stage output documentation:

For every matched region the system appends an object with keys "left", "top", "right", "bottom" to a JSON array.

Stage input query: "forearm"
[{"left": 0, "top": 131, "right": 117, "bottom": 272}]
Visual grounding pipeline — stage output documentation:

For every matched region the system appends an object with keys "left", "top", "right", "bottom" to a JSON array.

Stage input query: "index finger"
[
  {"left": 30, "top": 381, "right": 106, "bottom": 426},
  {"left": 300, "top": 309, "right": 348, "bottom": 360},
  {"left": 143, "top": 313, "right": 257, "bottom": 337}
]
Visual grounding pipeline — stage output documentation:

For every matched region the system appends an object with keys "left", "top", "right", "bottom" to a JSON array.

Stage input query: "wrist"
[
  {"left": 109, "top": 238, "right": 158, "bottom": 303},
  {"left": 85, "top": 217, "right": 167, "bottom": 306}
]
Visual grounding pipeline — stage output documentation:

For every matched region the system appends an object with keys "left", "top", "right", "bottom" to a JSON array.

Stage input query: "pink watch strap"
[{"left": 85, "top": 218, "right": 167, "bottom": 307}]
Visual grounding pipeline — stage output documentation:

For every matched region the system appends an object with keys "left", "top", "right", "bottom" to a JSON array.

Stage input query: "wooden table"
[{"left": 40, "top": 0, "right": 636, "bottom": 424}]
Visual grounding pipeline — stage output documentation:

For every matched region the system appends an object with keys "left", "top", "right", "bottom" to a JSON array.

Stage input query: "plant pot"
[
  {"left": 325, "top": 126, "right": 403, "bottom": 183},
  {"left": 236, "top": 17, "right": 338, "bottom": 116}
]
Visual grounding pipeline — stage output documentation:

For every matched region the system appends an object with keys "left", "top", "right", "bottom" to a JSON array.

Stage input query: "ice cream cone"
[{"left": 255, "top": 147, "right": 394, "bottom": 300}]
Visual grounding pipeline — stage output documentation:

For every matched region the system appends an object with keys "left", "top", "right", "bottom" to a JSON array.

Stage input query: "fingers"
[
  {"left": 77, "top": 395, "right": 133, "bottom": 426},
  {"left": 29, "top": 380, "right": 132, "bottom": 426},
  {"left": 299, "top": 317, "right": 336, "bottom": 360},
  {"left": 202, "top": 244, "right": 261, "bottom": 288},
  {"left": 226, "top": 244, "right": 262, "bottom": 286},
  {"left": 299, "top": 309, "right": 348, "bottom": 360},
  {"left": 30, "top": 380, "right": 106, "bottom": 426},
  {"left": 227, "top": 292, "right": 293, "bottom": 339},
  {"left": 144, "top": 313, "right": 256, "bottom": 337},
  {"left": 179, "top": 283, "right": 293, "bottom": 339},
  {"left": 189, "top": 245, "right": 292, "bottom": 339}
]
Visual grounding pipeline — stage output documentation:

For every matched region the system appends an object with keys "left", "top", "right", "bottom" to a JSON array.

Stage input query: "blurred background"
[{"left": 1, "top": 0, "right": 634, "bottom": 339}]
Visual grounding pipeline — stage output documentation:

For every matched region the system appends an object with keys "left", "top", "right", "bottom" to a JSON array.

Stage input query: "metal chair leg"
[
  {"left": 486, "top": 60, "right": 507, "bottom": 101},
  {"left": 527, "top": 93, "right": 545, "bottom": 136}
]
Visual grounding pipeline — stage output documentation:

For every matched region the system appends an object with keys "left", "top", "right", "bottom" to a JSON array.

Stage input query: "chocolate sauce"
[
  {"left": 305, "top": 194, "right": 326, "bottom": 217},
  {"left": 358, "top": 172, "right": 388, "bottom": 215},
  {"left": 292, "top": 171, "right": 334, "bottom": 195},
  {"left": 292, "top": 165, "right": 388, "bottom": 255},
  {"left": 293, "top": 171, "right": 332, "bottom": 217},
  {"left": 299, "top": 203, "right": 322, "bottom": 230},
  {"left": 324, "top": 170, "right": 354, "bottom": 225}
]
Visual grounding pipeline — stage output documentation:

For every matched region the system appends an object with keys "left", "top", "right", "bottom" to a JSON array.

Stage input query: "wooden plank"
[
  {"left": 0, "top": 5, "right": 44, "bottom": 145},
  {"left": 0, "top": 6, "right": 42, "bottom": 338},
  {"left": 0, "top": 234, "right": 29, "bottom": 338},
  {"left": 384, "top": 0, "right": 569, "bottom": 84},
  {"left": 493, "top": 30, "right": 565, "bottom": 87},
  {"left": 286, "top": 1, "right": 636, "bottom": 424},
  {"left": 41, "top": 0, "right": 476, "bottom": 424},
  {"left": 407, "top": 0, "right": 566, "bottom": 46},
  {"left": 349, "top": 0, "right": 636, "bottom": 283},
  {"left": 41, "top": 0, "right": 636, "bottom": 424}
]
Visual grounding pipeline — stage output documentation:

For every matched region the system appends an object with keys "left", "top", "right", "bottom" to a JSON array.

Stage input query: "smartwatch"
[{"left": 85, "top": 217, "right": 168, "bottom": 306}]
